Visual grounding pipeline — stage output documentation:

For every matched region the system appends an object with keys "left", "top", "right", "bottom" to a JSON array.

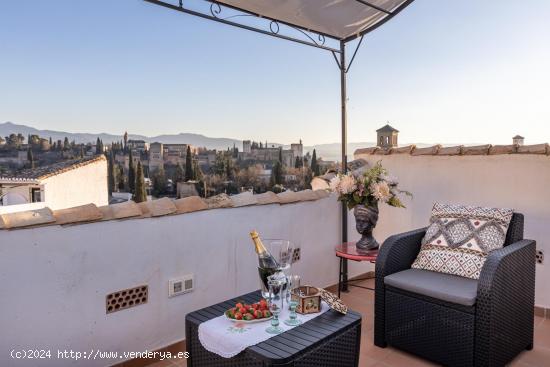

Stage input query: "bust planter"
[
  {"left": 329, "top": 161, "right": 411, "bottom": 249},
  {"left": 354, "top": 204, "right": 379, "bottom": 250}
]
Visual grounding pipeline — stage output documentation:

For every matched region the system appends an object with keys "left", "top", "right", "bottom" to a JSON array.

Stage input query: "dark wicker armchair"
[{"left": 374, "top": 213, "right": 536, "bottom": 367}]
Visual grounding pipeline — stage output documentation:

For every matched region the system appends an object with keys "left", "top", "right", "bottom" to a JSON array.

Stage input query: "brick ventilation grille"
[{"left": 106, "top": 285, "right": 148, "bottom": 314}]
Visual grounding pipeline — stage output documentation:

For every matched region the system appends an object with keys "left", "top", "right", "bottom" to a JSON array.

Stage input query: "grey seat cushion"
[{"left": 384, "top": 268, "right": 479, "bottom": 306}]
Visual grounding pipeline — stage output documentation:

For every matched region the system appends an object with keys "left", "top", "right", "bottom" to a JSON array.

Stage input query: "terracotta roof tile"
[
  {"left": 0, "top": 155, "right": 106, "bottom": 182},
  {"left": 437, "top": 145, "right": 463, "bottom": 156}
]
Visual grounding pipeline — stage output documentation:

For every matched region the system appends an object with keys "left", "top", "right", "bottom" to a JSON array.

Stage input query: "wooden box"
[{"left": 291, "top": 285, "right": 321, "bottom": 314}]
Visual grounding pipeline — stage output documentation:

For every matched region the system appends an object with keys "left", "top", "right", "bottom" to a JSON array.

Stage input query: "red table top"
[{"left": 335, "top": 242, "right": 379, "bottom": 262}]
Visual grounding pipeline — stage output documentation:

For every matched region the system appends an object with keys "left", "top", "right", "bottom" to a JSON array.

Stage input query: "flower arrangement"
[{"left": 329, "top": 161, "right": 411, "bottom": 210}]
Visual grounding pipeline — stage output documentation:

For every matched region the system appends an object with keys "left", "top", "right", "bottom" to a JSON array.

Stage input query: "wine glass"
[
  {"left": 284, "top": 275, "right": 302, "bottom": 326},
  {"left": 265, "top": 274, "right": 286, "bottom": 334}
]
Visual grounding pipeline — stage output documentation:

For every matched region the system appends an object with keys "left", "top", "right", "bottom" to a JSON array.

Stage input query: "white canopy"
[{"left": 215, "top": 0, "right": 412, "bottom": 40}]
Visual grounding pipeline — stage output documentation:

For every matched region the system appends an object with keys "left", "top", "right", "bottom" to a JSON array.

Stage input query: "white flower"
[
  {"left": 370, "top": 181, "right": 392, "bottom": 203},
  {"left": 380, "top": 174, "right": 398, "bottom": 185},
  {"left": 329, "top": 176, "right": 341, "bottom": 193},
  {"left": 339, "top": 174, "right": 357, "bottom": 194}
]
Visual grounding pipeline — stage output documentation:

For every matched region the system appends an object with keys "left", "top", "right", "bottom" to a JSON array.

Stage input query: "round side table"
[{"left": 335, "top": 243, "right": 378, "bottom": 298}]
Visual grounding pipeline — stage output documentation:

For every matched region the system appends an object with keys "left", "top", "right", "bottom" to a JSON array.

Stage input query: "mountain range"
[
  {"left": 0, "top": 122, "right": 242, "bottom": 152},
  {"left": 1, "top": 121, "right": 432, "bottom": 161}
]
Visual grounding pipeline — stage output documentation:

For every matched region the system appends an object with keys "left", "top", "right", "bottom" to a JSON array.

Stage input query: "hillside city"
[{"left": 0, "top": 130, "right": 336, "bottom": 207}]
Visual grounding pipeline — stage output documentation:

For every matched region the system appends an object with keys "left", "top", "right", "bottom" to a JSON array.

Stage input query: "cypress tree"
[
  {"left": 128, "top": 150, "right": 136, "bottom": 193},
  {"left": 133, "top": 161, "right": 147, "bottom": 203},
  {"left": 108, "top": 152, "right": 116, "bottom": 195},
  {"left": 185, "top": 145, "right": 193, "bottom": 181},
  {"left": 311, "top": 149, "right": 320, "bottom": 176},
  {"left": 118, "top": 165, "right": 125, "bottom": 191},
  {"left": 63, "top": 137, "right": 70, "bottom": 151},
  {"left": 27, "top": 148, "right": 35, "bottom": 169},
  {"left": 80, "top": 145, "right": 84, "bottom": 158},
  {"left": 278, "top": 147, "right": 283, "bottom": 165}
]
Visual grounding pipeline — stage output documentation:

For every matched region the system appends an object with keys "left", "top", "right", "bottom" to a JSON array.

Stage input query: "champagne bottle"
[{"left": 250, "top": 230, "right": 279, "bottom": 269}]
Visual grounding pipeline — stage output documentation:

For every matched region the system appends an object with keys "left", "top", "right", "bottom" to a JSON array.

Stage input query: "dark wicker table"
[{"left": 186, "top": 290, "right": 362, "bottom": 366}]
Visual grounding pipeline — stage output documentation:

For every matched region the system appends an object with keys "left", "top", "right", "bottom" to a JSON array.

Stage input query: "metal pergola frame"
[{"left": 144, "top": 0, "right": 415, "bottom": 292}]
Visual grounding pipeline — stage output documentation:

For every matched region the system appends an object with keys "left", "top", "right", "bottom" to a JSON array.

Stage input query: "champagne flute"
[
  {"left": 284, "top": 275, "right": 302, "bottom": 326},
  {"left": 266, "top": 275, "right": 286, "bottom": 334}
]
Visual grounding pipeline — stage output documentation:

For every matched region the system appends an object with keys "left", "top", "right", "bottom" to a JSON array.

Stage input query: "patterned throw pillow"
[{"left": 411, "top": 203, "right": 513, "bottom": 279}]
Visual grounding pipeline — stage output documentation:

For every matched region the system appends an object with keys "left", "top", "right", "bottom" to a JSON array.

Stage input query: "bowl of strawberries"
[{"left": 225, "top": 299, "right": 273, "bottom": 323}]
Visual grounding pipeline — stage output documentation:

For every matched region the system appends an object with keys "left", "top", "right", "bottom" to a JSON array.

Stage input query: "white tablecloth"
[{"left": 198, "top": 301, "right": 330, "bottom": 358}]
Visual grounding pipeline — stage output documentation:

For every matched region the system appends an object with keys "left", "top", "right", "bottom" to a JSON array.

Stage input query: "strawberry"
[
  {"left": 239, "top": 307, "right": 247, "bottom": 314},
  {"left": 254, "top": 310, "right": 263, "bottom": 319},
  {"left": 234, "top": 312, "right": 243, "bottom": 320},
  {"left": 252, "top": 303, "right": 259, "bottom": 310},
  {"left": 235, "top": 302, "right": 243, "bottom": 309},
  {"left": 262, "top": 310, "right": 271, "bottom": 318},
  {"left": 243, "top": 313, "right": 254, "bottom": 321}
]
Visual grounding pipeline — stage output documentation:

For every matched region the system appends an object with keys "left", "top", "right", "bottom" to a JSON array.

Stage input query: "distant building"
[
  {"left": 127, "top": 139, "right": 148, "bottom": 153},
  {"left": 0, "top": 155, "right": 108, "bottom": 211},
  {"left": 177, "top": 181, "right": 199, "bottom": 199},
  {"left": 163, "top": 144, "right": 189, "bottom": 166},
  {"left": 243, "top": 140, "right": 252, "bottom": 154},
  {"left": 513, "top": 135, "right": 524, "bottom": 146},
  {"left": 149, "top": 142, "right": 164, "bottom": 172},
  {"left": 377, "top": 123, "right": 399, "bottom": 149},
  {"left": 239, "top": 139, "right": 304, "bottom": 167}
]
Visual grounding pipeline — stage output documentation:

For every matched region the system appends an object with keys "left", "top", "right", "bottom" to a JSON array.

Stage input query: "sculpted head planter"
[
  {"left": 329, "top": 161, "right": 411, "bottom": 251},
  {"left": 353, "top": 204, "right": 379, "bottom": 250}
]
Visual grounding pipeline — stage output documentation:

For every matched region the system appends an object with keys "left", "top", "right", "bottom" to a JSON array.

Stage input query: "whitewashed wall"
[
  {"left": 42, "top": 160, "right": 109, "bottom": 210},
  {"left": 356, "top": 153, "right": 550, "bottom": 308},
  {"left": 0, "top": 197, "right": 369, "bottom": 367}
]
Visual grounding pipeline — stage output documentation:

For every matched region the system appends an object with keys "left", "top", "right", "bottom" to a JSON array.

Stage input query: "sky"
[{"left": 1, "top": 0, "right": 549, "bottom": 145}]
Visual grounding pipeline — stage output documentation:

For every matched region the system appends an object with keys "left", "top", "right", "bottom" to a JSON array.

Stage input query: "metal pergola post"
[{"left": 339, "top": 40, "right": 349, "bottom": 291}]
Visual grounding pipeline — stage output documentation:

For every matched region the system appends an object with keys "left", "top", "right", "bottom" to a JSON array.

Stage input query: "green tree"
[
  {"left": 133, "top": 161, "right": 147, "bottom": 203},
  {"left": 108, "top": 152, "right": 116, "bottom": 196},
  {"left": 27, "top": 148, "right": 35, "bottom": 169},
  {"left": 278, "top": 147, "right": 283, "bottom": 164},
  {"left": 310, "top": 149, "right": 320, "bottom": 176},
  {"left": 80, "top": 145, "right": 84, "bottom": 158},
  {"left": 63, "top": 137, "right": 70, "bottom": 151},
  {"left": 152, "top": 166, "right": 167, "bottom": 197},
  {"left": 174, "top": 163, "right": 184, "bottom": 183},
  {"left": 185, "top": 145, "right": 193, "bottom": 181},
  {"left": 128, "top": 150, "right": 136, "bottom": 193},
  {"left": 270, "top": 161, "right": 283, "bottom": 187},
  {"left": 117, "top": 165, "right": 125, "bottom": 191},
  {"left": 294, "top": 156, "right": 303, "bottom": 169}
]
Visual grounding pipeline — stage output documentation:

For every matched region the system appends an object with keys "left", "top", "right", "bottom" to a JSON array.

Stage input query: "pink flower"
[{"left": 370, "top": 181, "right": 391, "bottom": 203}]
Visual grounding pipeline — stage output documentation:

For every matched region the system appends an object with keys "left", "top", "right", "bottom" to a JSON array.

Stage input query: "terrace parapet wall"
[{"left": 0, "top": 189, "right": 331, "bottom": 231}]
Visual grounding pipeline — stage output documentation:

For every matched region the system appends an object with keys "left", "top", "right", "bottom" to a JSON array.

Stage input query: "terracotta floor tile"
[
  {"left": 512, "top": 345, "right": 550, "bottom": 367},
  {"left": 142, "top": 287, "right": 548, "bottom": 367}
]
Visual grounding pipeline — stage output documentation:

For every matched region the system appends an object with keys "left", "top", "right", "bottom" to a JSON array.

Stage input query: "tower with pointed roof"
[{"left": 377, "top": 123, "right": 399, "bottom": 149}]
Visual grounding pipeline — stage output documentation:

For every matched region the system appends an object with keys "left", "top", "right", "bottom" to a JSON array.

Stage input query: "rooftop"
[
  {"left": 376, "top": 124, "right": 399, "bottom": 133},
  {"left": 0, "top": 155, "right": 106, "bottom": 183}
]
